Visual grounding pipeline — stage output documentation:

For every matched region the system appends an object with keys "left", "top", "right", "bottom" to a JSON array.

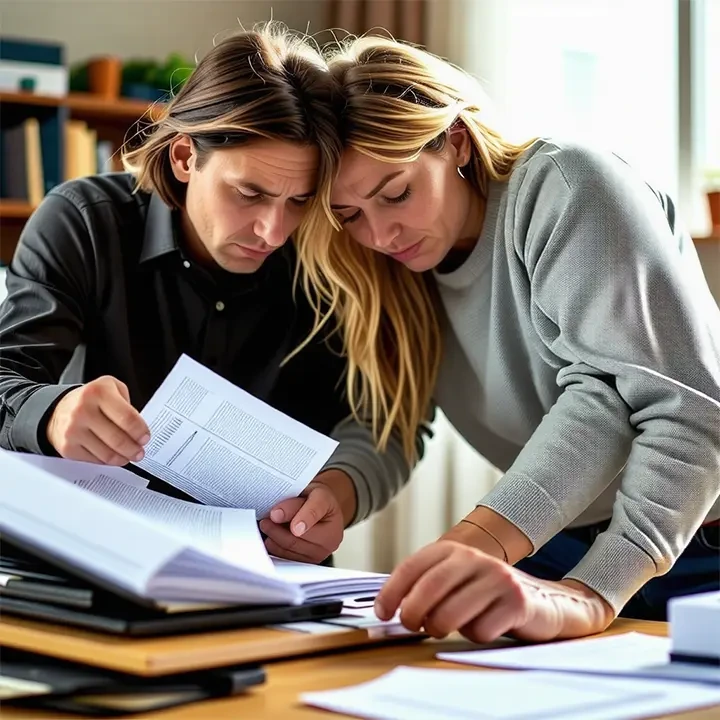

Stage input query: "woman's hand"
[
  {"left": 259, "top": 470, "right": 357, "bottom": 564},
  {"left": 374, "top": 540, "right": 615, "bottom": 643}
]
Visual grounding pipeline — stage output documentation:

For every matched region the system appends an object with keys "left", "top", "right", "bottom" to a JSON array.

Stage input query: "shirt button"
[
  {"left": 182, "top": 260, "right": 190, "bottom": 269},
  {"left": 215, "top": 301, "right": 225, "bottom": 312}
]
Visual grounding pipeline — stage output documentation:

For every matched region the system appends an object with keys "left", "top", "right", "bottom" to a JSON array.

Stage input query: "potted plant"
[
  {"left": 121, "top": 59, "right": 163, "bottom": 101},
  {"left": 153, "top": 53, "right": 194, "bottom": 96},
  {"left": 121, "top": 54, "right": 194, "bottom": 102}
]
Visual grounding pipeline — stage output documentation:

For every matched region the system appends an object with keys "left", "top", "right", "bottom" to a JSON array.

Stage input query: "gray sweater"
[{"left": 433, "top": 139, "right": 720, "bottom": 613}]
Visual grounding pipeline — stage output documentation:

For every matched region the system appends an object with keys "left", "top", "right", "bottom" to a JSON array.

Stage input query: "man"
[{"left": 0, "top": 27, "right": 423, "bottom": 563}]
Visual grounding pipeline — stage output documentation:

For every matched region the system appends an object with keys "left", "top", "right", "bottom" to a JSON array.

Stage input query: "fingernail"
[
  {"left": 140, "top": 434, "right": 151, "bottom": 445},
  {"left": 294, "top": 521, "right": 306, "bottom": 536},
  {"left": 134, "top": 451, "right": 144, "bottom": 461},
  {"left": 374, "top": 600, "right": 387, "bottom": 620},
  {"left": 270, "top": 509, "right": 284, "bottom": 523}
]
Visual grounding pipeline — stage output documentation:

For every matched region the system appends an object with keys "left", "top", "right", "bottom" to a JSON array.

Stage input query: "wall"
[{"left": 0, "top": 0, "right": 328, "bottom": 64}]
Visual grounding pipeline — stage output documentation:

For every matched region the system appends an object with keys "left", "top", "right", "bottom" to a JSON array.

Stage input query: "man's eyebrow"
[
  {"left": 234, "top": 181, "right": 315, "bottom": 198},
  {"left": 330, "top": 170, "right": 405, "bottom": 210}
]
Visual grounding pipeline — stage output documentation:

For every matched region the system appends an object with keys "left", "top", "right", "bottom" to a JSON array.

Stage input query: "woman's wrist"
[{"left": 443, "top": 506, "right": 533, "bottom": 564}]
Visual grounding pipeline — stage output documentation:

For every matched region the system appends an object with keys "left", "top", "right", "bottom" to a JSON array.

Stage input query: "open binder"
[{"left": 0, "top": 450, "right": 387, "bottom": 629}]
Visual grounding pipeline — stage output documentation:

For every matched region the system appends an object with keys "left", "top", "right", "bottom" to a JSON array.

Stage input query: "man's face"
[{"left": 171, "top": 137, "right": 319, "bottom": 273}]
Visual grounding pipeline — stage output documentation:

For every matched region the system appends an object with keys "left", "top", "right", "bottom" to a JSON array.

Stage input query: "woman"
[{"left": 296, "top": 36, "right": 720, "bottom": 642}]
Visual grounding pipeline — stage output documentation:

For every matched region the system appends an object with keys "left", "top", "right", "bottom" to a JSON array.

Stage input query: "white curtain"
[{"left": 335, "top": 411, "right": 502, "bottom": 572}]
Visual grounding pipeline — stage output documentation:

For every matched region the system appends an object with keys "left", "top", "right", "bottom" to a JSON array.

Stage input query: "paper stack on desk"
[
  {"left": 0, "top": 352, "right": 391, "bottom": 610},
  {"left": 669, "top": 590, "right": 720, "bottom": 665}
]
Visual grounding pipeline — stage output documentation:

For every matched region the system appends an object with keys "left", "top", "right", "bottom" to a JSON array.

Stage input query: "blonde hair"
[
  {"left": 121, "top": 23, "right": 341, "bottom": 209},
  {"left": 295, "top": 36, "right": 536, "bottom": 462}
]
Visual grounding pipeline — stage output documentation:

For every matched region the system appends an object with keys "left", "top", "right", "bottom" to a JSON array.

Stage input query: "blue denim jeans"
[{"left": 514, "top": 521, "right": 720, "bottom": 621}]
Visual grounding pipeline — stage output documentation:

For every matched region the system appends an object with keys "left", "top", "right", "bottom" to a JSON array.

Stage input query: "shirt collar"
[{"left": 139, "top": 193, "right": 179, "bottom": 264}]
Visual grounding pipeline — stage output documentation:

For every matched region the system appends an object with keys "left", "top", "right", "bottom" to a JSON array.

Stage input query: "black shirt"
[{"left": 0, "top": 173, "right": 350, "bottom": 455}]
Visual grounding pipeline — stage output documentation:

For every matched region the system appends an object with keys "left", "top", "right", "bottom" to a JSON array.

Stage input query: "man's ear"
[
  {"left": 448, "top": 124, "right": 472, "bottom": 168},
  {"left": 168, "top": 135, "right": 195, "bottom": 183}
]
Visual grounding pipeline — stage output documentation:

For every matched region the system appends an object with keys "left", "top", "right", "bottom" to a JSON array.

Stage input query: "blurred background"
[{"left": 0, "top": 0, "right": 718, "bottom": 571}]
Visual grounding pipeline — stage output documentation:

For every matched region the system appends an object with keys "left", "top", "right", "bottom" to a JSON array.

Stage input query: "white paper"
[
  {"left": 271, "top": 558, "right": 387, "bottom": 600},
  {"left": 10, "top": 453, "right": 149, "bottom": 488},
  {"left": 437, "top": 632, "right": 671, "bottom": 674},
  {"left": 272, "top": 621, "right": 349, "bottom": 635},
  {"left": 71, "top": 476, "right": 275, "bottom": 576},
  {"left": 0, "top": 449, "right": 190, "bottom": 597},
  {"left": 6, "top": 452, "right": 275, "bottom": 576},
  {"left": 133, "top": 354, "right": 338, "bottom": 517},
  {"left": 302, "top": 666, "right": 720, "bottom": 720},
  {"left": 670, "top": 590, "right": 720, "bottom": 661}
]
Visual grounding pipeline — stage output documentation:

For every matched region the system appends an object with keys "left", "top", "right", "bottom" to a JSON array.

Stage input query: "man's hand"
[
  {"left": 259, "top": 470, "right": 356, "bottom": 564},
  {"left": 46, "top": 376, "right": 150, "bottom": 466},
  {"left": 374, "top": 540, "right": 615, "bottom": 643}
]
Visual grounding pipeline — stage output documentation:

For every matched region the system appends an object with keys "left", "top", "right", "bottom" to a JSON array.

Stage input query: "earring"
[{"left": 457, "top": 165, "right": 466, "bottom": 179}]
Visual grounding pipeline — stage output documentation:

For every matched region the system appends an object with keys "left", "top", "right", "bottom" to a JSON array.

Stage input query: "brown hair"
[
  {"left": 295, "top": 36, "right": 536, "bottom": 462},
  {"left": 122, "top": 23, "right": 342, "bottom": 210}
]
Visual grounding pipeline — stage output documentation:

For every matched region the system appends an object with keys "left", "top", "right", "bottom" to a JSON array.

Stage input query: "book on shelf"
[{"left": 1, "top": 117, "right": 44, "bottom": 206}]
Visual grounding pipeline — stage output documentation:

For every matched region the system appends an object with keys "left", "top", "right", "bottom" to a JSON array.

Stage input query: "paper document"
[
  {"left": 12, "top": 453, "right": 149, "bottom": 488},
  {"left": 1, "top": 450, "right": 391, "bottom": 606},
  {"left": 6, "top": 452, "right": 275, "bottom": 577},
  {"left": 271, "top": 558, "right": 387, "bottom": 601},
  {"left": 134, "top": 354, "right": 338, "bottom": 517},
  {"left": 301, "top": 666, "right": 720, "bottom": 720},
  {"left": 2, "top": 449, "right": 201, "bottom": 599},
  {"left": 437, "top": 632, "right": 671, "bottom": 674}
]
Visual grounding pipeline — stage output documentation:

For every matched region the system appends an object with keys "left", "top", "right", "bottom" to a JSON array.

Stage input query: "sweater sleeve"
[
  {"left": 478, "top": 146, "right": 720, "bottom": 613},
  {"left": 323, "top": 407, "right": 436, "bottom": 526}
]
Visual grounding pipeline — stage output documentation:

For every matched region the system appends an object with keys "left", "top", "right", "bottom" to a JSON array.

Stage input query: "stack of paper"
[
  {"left": 301, "top": 665, "right": 720, "bottom": 720},
  {"left": 1, "top": 449, "right": 387, "bottom": 607},
  {"left": 0, "top": 353, "right": 390, "bottom": 607},
  {"left": 669, "top": 590, "right": 720, "bottom": 664}
]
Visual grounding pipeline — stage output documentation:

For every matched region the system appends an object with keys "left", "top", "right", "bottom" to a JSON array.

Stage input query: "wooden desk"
[{"left": 3, "top": 619, "right": 719, "bottom": 719}]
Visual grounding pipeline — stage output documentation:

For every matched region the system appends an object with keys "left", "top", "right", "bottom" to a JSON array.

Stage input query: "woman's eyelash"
[
  {"left": 385, "top": 187, "right": 411, "bottom": 204},
  {"left": 341, "top": 211, "right": 361, "bottom": 225}
]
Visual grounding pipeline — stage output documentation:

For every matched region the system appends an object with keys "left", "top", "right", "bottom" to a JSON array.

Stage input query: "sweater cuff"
[
  {"left": 476, "top": 472, "right": 566, "bottom": 552},
  {"left": 9, "top": 384, "right": 79, "bottom": 455},
  {"left": 563, "top": 531, "right": 658, "bottom": 614}
]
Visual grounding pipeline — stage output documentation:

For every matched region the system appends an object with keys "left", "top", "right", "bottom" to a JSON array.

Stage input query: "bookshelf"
[{"left": 0, "top": 91, "right": 161, "bottom": 264}]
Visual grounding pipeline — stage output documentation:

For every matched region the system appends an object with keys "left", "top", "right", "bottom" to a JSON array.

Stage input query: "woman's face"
[{"left": 329, "top": 129, "right": 483, "bottom": 272}]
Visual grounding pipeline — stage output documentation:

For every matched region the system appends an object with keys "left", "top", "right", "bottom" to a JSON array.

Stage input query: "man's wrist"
[{"left": 310, "top": 469, "right": 358, "bottom": 527}]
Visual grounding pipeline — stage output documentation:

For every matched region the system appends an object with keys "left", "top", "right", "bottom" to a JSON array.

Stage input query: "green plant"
[
  {"left": 69, "top": 61, "right": 89, "bottom": 92},
  {"left": 152, "top": 53, "right": 195, "bottom": 93},
  {"left": 121, "top": 59, "right": 159, "bottom": 86},
  {"left": 704, "top": 167, "right": 720, "bottom": 192}
]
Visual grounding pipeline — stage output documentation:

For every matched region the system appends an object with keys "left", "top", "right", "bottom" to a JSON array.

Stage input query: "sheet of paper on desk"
[
  {"left": 133, "top": 353, "right": 339, "bottom": 517},
  {"left": 437, "top": 632, "right": 671, "bottom": 674},
  {"left": 301, "top": 666, "right": 720, "bottom": 720}
]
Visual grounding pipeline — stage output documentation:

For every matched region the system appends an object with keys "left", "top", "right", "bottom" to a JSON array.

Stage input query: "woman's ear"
[
  {"left": 168, "top": 135, "right": 195, "bottom": 183},
  {"left": 448, "top": 124, "right": 472, "bottom": 167}
]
